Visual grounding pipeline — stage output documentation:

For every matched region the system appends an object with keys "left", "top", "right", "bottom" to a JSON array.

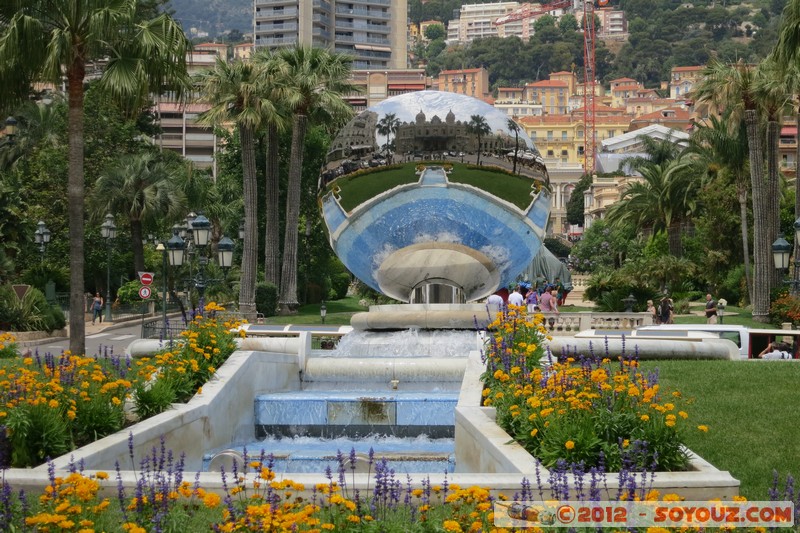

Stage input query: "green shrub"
[
  {"left": 6, "top": 403, "right": 72, "bottom": 467},
  {"left": 116, "top": 279, "right": 154, "bottom": 305},
  {"left": 329, "top": 272, "right": 351, "bottom": 300},
  {"left": 133, "top": 379, "right": 178, "bottom": 420},
  {"left": 0, "top": 285, "right": 64, "bottom": 332},
  {"left": 255, "top": 282, "right": 278, "bottom": 317}
]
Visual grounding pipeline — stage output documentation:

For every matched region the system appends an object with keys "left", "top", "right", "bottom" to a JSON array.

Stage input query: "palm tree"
[
  {"left": 507, "top": 118, "right": 521, "bottom": 174},
  {"left": 687, "top": 114, "right": 753, "bottom": 303},
  {"left": 0, "top": 0, "right": 189, "bottom": 355},
  {"left": 605, "top": 157, "right": 698, "bottom": 257},
  {"left": 693, "top": 58, "right": 771, "bottom": 322},
  {"left": 376, "top": 112, "right": 401, "bottom": 161},
  {"left": 467, "top": 115, "right": 491, "bottom": 166},
  {"left": 0, "top": 99, "right": 64, "bottom": 170},
  {"left": 273, "top": 45, "right": 356, "bottom": 314},
  {"left": 196, "top": 57, "right": 279, "bottom": 319},
  {"left": 251, "top": 49, "right": 288, "bottom": 288},
  {"left": 92, "top": 152, "right": 187, "bottom": 274}
]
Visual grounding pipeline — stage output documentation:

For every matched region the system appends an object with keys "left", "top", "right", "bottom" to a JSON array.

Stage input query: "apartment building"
[
  {"left": 435, "top": 67, "right": 492, "bottom": 101},
  {"left": 446, "top": 2, "right": 518, "bottom": 44},
  {"left": 596, "top": 7, "right": 627, "bottom": 39},
  {"left": 670, "top": 65, "right": 704, "bottom": 99},
  {"left": 253, "top": 0, "right": 407, "bottom": 70}
]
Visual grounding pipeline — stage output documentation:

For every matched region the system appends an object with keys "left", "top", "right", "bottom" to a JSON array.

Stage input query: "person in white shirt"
[
  {"left": 758, "top": 342, "right": 793, "bottom": 360},
  {"left": 507, "top": 286, "right": 524, "bottom": 307}
]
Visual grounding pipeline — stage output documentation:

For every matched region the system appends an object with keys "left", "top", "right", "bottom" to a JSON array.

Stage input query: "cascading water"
[{"left": 320, "top": 328, "right": 480, "bottom": 358}]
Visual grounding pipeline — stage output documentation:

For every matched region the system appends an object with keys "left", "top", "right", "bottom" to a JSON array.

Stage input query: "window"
[
  {"left": 547, "top": 130, "right": 553, "bottom": 140},
  {"left": 561, "top": 131, "right": 567, "bottom": 140},
  {"left": 578, "top": 146, "right": 585, "bottom": 155},
  {"left": 561, "top": 149, "right": 568, "bottom": 156},
  {"left": 547, "top": 149, "right": 554, "bottom": 157}
]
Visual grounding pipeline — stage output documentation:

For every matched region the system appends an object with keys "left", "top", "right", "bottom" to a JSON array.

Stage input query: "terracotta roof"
[
  {"left": 550, "top": 71, "right": 573, "bottom": 76},
  {"left": 672, "top": 65, "right": 704, "bottom": 72},
  {"left": 519, "top": 114, "right": 632, "bottom": 126},
  {"left": 610, "top": 77, "right": 637, "bottom": 83},
  {"left": 498, "top": 87, "right": 523, "bottom": 92},
  {"left": 195, "top": 42, "right": 228, "bottom": 49},
  {"left": 525, "top": 80, "right": 569, "bottom": 88},
  {"left": 632, "top": 107, "right": 691, "bottom": 122},
  {"left": 612, "top": 84, "right": 644, "bottom": 92}
]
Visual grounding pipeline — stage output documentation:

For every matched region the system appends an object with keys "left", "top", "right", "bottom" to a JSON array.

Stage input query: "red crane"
[{"left": 583, "top": 0, "right": 597, "bottom": 175}]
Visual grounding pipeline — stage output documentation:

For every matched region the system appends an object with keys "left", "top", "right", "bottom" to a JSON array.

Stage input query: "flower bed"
[
  {"left": 481, "top": 306, "right": 705, "bottom": 472},
  {"left": 0, "top": 304, "right": 241, "bottom": 468}
]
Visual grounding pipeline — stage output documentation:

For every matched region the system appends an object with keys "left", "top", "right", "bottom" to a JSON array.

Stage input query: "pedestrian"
[
  {"left": 705, "top": 293, "right": 718, "bottom": 324},
  {"left": 508, "top": 285, "right": 524, "bottom": 307},
  {"left": 526, "top": 289, "right": 539, "bottom": 313},
  {"left": 91, "top": 292, "right": 104, "bottom": 325},
  {"left": 646, "top": 299, "right": 658, "bottom": 324},
  {"left": 658, "top": 295, "right": 672, "bottom": 325}
]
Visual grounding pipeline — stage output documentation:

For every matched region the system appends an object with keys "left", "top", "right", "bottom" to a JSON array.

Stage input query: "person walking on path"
[
  {"left": 91, "top": 292, "right": 104, "bottom": 325},
  {"left": 705, "top": 294, "right": 718, "bottom": 324}
]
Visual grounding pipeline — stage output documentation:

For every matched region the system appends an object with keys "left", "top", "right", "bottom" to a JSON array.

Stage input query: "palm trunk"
[
  {"left": 746, "top": 108, "right": 770, "bottom": 322},
  {"left": 279, "top": 114, "right": 307, "bottom": 314},
  {"left": 667, "top": 220, "right": 682, "bottom": 257},
  {"left": 513, "top": 133, "right": 519, "bottom": 174},
  {"left": 264, "top": 123, "right": 281, "bottom": 287},
  {"left": 67, "top": 61, "right": 86, "bottom": 356},
  {"left": 476, "top": 135, "right": 482, "bottom": 165},
  {"left": 737, "top": 184, "right": 753, "bottom": 305},
  {"left": 239, "top": 124, "right": 258, "bottom": 318},
  {"left": 766, "top": 119, "right": 781, "bottom": 292},
  {"left": 130, "top": 218, "right": 145, "bottom": 274}
]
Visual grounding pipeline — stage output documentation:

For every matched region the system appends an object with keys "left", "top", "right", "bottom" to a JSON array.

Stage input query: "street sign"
[
  {"left": 139, "top": 272, "right": 154, "bottom": 286},
  {"left": 139, "top": 286, "right": 152, "bottom": 299}
]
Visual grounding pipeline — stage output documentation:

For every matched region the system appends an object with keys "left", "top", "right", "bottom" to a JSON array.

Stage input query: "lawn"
[
  {"left": 639, "top": 359, "right": 800, "bottom": 501},
  {"left": 330, "top": 162, "right": 537, "bottom": 212},
  {"left": 261, "top": 296, "right": 366, "bottom": 326}
]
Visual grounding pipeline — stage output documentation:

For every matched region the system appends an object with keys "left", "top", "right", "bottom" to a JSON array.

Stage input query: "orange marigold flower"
[{"left": 565, "top": 440, "right": 575, "bottom": 450}]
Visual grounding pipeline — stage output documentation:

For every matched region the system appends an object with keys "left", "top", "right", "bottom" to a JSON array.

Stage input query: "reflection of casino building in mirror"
[
  {"left": 327, "top": 111, "right": 378, "bottom": 162},
  {"left": 394, "top": 109, "right": 513, "bottom": 155},
  {"left": 319, "top": 91, "right": 551, "bottom": 304}
]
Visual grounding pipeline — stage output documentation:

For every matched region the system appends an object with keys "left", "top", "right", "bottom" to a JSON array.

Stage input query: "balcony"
[
  {"left": 256, "top": 36, "right": 299, "bottom": 46},
  {"left": 255, "top": 7, "right": 298, "bottom": 20},
  {"left": 334, "top": 20, "right": 390, "bottom": 32},
  {"left": 334, "top": 6, "right": 390, "bottom": 19},
  {"left": 333, "top": 34, "right": 390, "bottom": 46},
  {"left": 257, "top": 22, "right": 298, "bottom": 33},
  {"left": 255, "top": 0, "right": 295, "bottom": 5}
]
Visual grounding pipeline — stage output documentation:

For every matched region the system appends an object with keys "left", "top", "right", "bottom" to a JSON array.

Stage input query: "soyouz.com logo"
[{"left": 495, "top": 501, "right": 795, "bottom": 528}]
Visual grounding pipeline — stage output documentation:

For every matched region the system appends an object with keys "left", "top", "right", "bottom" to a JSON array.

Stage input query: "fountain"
[{"left": 9, "top": 91, "right": 738, "bottom": 504}]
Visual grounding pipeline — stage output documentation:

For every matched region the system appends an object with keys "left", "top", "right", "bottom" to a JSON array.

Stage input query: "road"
[{"left": 26, "top": 321, "right": 145, "bottom": 358}]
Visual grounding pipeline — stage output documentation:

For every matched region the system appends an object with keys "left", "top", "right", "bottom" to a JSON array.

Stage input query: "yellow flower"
[
  {"left": 640, "top": 414, "right": 650, "bottom": 422},
  {"left": 443, "top": 520, "right": 463, "bottom": 532},
  {"left": 565, "top": 440, "right": 575, "bottom": 450},
  {"left": 697, "top": 425, "right": 709, "bottom": 432},
  {"left": 530, "top": 428, "right": 538, "bottom": 437},
  {"left": 203, "top": 492, "right": 221, "bottom": 508}
]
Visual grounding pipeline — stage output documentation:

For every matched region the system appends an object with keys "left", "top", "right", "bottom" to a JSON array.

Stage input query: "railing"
[{"left": 539, "top": 312, "right": 653, "bottom": 335}]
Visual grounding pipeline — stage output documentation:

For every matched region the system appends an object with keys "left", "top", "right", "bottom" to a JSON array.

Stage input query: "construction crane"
[
  {"left": 493, "top": 0, "right": 572, "bottom": 26},
  {"left": 582, "top": 0, "right": 597, "bottom": 175}
]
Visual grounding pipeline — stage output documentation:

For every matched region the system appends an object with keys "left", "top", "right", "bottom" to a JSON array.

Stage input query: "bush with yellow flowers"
[
  {"left": 482, "top": 305, "right": 695, "bottom": 472},
  {"left": 132, "top": 302, "right": 241, "bottom": 419},
  {"left": 0, "top": 350, "right": 132, "bottom": 468},
  {"left": 0, "top": 332, "right": 17, "bottom": 359}
]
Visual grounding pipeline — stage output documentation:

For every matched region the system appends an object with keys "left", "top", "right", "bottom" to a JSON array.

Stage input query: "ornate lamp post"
[
  {"left": 34, "top": 220, "right": 51, "bottom": 261},
  {"left": 773, "top": 234, "right": 792, "bottom": 274},
  {"left": 100, "top": 214, "right": 117, "bottom": 322},
  {"left": 218, "top": 236, "right": 234, "bottom": 274},
  {"left": 190, "top": 213, "right": 212, "bottom": 311},
  {"left": 155, "top": 230, "right": 185, "bottom": 336}
]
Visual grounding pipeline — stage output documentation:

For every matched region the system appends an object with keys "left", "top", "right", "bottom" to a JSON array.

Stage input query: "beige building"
[
  {"left": 253, "top": 0, "right": 407, "bottom": 70},
  {"left": 435, "top": 67, "right": 492, "bottom": 101},
  {"left": 596, "top": 7, "right": 627, "bottom": 39},
  {"left": 670, "top": 65, "right": 705, "bottom": 99},
  {"left": 154, "top": 102, "right": 219, "bottom": 176},
  {"left": 446, "top": 2, "right": 518, "bottom": 44},
  {"left": 344, "top": 69, "right": 431, "bottom": 112}
]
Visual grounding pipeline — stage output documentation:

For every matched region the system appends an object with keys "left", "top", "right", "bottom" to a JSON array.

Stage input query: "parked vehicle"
[{"left": 637, "top": 324, "right": 800, "bottom": 359}]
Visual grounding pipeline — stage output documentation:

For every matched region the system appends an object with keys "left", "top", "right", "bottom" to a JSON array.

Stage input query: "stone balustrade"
[{"left": 538, "top": 312, "right": 653, "bottom": 335}]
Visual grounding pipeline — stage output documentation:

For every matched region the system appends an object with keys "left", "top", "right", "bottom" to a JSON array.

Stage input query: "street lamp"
[
  {"left": 217, "top": 236, "right": 234, "bottom": 275},
  {"left": 4, "top": 116, "right": 17, "bottom": 141},
  {"left": 772, "top": 234, "right": 792, "bottom": 271},
  {"left": 34, "top": 220, "right": 51, "bottom": 261},
  {"left": 156, "top": 230, "right": 186, "bottom": 336},
  {"left": 190, "top": 213, "right": 212, "bottom": 311},
  {"left": 100, "top": 213, "right": 117, "bottom": 322},
  {"left": 320, "top": 301, "right": 327, "bottom": 324}
]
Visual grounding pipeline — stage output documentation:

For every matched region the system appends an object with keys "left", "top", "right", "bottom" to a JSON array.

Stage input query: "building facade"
[
  {"left": 435, "top": 67, "right": 492, "bottom": 101},
  {"left": 343, "top": 69, "right": 431, "bottom": 112},
  {"left": 446, "top": 2, "right": 518, "bottom": 44},
  {"left": 253, "top": 0, "right": 407, "bottom": 69}
]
